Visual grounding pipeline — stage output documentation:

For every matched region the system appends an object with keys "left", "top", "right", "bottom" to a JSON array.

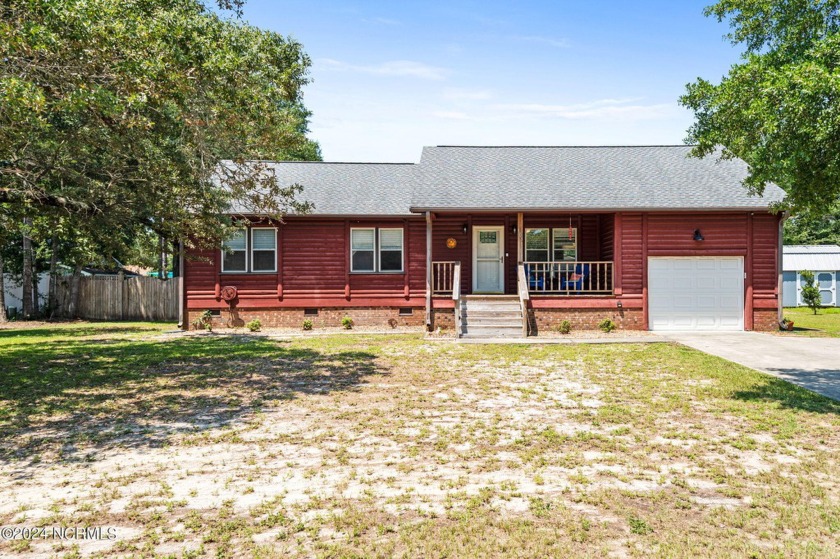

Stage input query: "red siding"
[
  {"left": 751, "top": 213, "right": 779, "bottom": 293},
  {"left": 186, "top": 217, "right": 426, "bottom": 309},
  {"left": 620, "top": 213, "right": 644, "bottom": 295}
]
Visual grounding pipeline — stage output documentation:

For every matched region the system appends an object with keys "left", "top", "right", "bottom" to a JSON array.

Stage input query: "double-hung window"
[
  {"left": 251, "top": 228, "right": 277, "bottom": 272},
  {"left": 351, "top": 227, "right": 404, "bottom": 273},
  {"left": 222, "top": 229, "right": 247, "bottom": 272},
  {"left": 222, "top": 227, "right": 277, "bottom": 273},
  {"left": 552, "top": 228, "right": 577, "bottom": 261},
  {"left": 525, "top": 227, "right": 577, "bottom": 261}
]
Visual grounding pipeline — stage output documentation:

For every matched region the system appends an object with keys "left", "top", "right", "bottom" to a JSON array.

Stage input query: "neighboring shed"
[{"left": 782, "top": 245, "right": 840, "bottom": 307}]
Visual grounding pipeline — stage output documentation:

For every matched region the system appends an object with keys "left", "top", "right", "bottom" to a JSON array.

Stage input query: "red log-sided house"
[{"left": 183, "top": 146, "right": 786, "bottom": 336}]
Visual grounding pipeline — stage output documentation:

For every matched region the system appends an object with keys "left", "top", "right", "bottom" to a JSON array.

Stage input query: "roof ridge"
[{"left": 431, "top": 145, "right": 697, "bottom": 149}]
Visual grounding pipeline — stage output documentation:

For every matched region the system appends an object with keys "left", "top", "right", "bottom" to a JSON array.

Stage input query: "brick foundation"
[
  {"left": 752, "top": 309, "right": 780, "bottom": 332},
  {"left": 431, "top": 309, "right": 455, "bottom": 331},
  {"left": 186, "top": 307, "right": 424, "bottom": 330},
  {"left": 530, "top": 307, "right": 645, "bottom": 333}
]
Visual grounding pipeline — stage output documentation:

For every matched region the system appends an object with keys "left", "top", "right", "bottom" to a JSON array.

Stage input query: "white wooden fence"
[{"left": 56, "top": 275, "right": 181, "bottom": 321}]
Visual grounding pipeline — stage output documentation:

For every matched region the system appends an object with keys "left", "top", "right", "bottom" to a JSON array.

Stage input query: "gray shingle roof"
[
  {"left": 226, "top": 161, "right": 416, "bottom": 216},
  {"left": 411, "top": 145, "right": 785, "bottom": 211},
  {"left": 225, "top": 146, "right": 786, "bottom": 216}
]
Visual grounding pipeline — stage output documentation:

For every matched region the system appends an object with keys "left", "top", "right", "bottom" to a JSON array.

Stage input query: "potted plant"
[{"left": 780, "top": 317, "right": 794, "bottom": 331}]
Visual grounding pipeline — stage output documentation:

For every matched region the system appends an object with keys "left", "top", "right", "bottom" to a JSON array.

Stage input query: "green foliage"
[
  {"left": 0, "top": 0, "right": 320, "bottom": 268},
  {"left": 341, "top": 316, "right": 354, "bottom": 330},
  {"left": 598, "top": 318, "right": 616, "bottom": 333},
  {"left": 628, "top": 515, "right": 653, "bottom": 535},
  {"left": 192, "top": 310, "right": 214, "bottom": 331},
  {"left": 799, "top": 270, "right": 822, "bottom": 315},
  {"left": 680, "top": 1, "right": 840, "bottom": 214},
  {"left": 302, "top": 319, "right": 313, "bottom": 331},
  {"left": 554, "top": 320, "right": 572, "bottom": 334},
  {"left": 246, "top": 319, "right": 261, "bottom": 332},
  {"left": 784, "top": 204, "right": 840, "bottom": 245}
]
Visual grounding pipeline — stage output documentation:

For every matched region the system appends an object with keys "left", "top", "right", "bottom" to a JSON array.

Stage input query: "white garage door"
[{"left": 648, "top": 257, "right": 744, "bottom": 331}]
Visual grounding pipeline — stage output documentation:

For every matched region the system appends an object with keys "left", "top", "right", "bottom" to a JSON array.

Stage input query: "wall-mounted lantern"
[{"left": 693, "top": 229, "right": 704, "bottom": 241}]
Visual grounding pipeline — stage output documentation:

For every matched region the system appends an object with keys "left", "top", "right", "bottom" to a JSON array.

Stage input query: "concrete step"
[
  {"left": 463, "top": 304, "right": 522, "bottom": 313},
  {"left": 463, "top": 317, "right": 523, "bottom": 327},
  {"left": 463, "top": 309, "right": 522, "bottom": 317},
  {"left": 462, "top": 327, "right": 525, "bottom": 338}
]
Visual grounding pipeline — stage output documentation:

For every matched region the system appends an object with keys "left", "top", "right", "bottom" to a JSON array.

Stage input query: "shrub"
[
  {"left": 599, "top": 318, "right": 616, "bottom": 333},
  {"left": 341, "top": 316, "right": 354, "bottom": 329},
  {"left": 246, "top": 319, "right": 261, "bottom": 332},
  {"left": 799, "top": 270, "right": 822, "bottom": 315},
  {"left": 191, "top": 309, "right": 214, "bottom": 331},
  {"left": 556, "top": 320, "right": 572, "bottom": 334},
  {"left": 302, "top": 319, "right": 313, "bottom": 331}
]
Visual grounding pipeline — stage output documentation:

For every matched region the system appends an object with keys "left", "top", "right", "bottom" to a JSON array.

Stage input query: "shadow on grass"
[
  {"left": 731, "top": 374, "right": 840, "bottom": 413},
  {"left": 0, "top": 332, "right": 386, "bottom": 474},
  {"left": 0, "top": 325, "right": 165, "bottom": 339}
]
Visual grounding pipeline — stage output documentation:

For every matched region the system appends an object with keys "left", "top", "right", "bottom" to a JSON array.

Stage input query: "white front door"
[
  {"left": 473, "top": 226, "right": 504, "bottom": 293},
  {"left": 648, "top": 257, "right": 744, "bottom": 331}
]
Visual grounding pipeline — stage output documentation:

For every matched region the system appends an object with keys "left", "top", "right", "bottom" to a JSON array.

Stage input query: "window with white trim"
[
  {"left": 525, "top": 228, "right": 549, "bottom": 262},
  {"left": 351, "top": 227, "right": 404, "bottom": 273},
  {"left": 251, "top": 228, "right": 277, "bottom": 272},
  {"left": 525, "top": 227, "right": 577, "bottom": 261},
  {"left": 351, "top": 228, "right": 376, "bottom": 272},
  {"left": 552, "top": 228, "right": 577, "bottom": 261},
  {"left": 222, "top": 229, "right": 247, "bottom": 272},
  {"left": 378, "top": 228, "right": 404, "bottom": 272}
]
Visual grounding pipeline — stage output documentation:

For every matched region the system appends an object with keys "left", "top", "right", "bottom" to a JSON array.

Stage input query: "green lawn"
[
  {"left": 782, "top": 307, "right": 840, "bottom": 337},
  {"left": 0, "top": 323, "right": 838, "bottom": 558}
]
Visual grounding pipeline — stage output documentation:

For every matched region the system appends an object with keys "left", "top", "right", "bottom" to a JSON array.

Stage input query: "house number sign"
[{"left": 446, "top": 238, "right": 457, "bottom": 249}]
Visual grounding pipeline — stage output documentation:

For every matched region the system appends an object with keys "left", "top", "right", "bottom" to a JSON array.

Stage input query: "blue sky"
[{"left": 241, "top": 1, "right": 740, "bottom": 162}]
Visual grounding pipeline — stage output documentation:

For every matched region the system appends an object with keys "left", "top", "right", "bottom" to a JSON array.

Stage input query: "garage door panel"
[{"left": 648, "top": 257, "right": 744, "bottom": 332}]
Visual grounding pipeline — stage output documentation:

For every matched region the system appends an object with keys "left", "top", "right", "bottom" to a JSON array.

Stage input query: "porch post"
[
  {"left": 425, "top": 211, "right": 432, "bottom": 330},
  {"left": 516, "top": 212, "right": 524, "bottom": 264}
]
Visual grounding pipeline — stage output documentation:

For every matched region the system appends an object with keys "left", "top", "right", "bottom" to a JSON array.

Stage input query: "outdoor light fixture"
[
  {"left": 512, "top": 225, "right": 518, "bottom": 234},
  {"left": 693, "top": 229, "right": 704, "bottom": 241},
  {"left": 462, "top": 223, "right": 468, "bottom": 234},
  {"left": 616, "top": 301, "right": 623, "bottom": 308}
]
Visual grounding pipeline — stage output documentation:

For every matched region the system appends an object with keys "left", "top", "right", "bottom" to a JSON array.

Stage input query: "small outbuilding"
[{"left": 782, "top": 245, "right": 840, "bottom": 307}]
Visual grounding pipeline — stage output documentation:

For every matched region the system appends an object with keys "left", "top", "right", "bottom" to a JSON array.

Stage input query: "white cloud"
[
  {"left": 318, "top": 59, "right": 449, "bottom": 80},
  {"left": 492, "top": 98, "right": 676, "bottom": 121},
  {"left": 512, "top": 35, "right": 571, "bottom": 49}
]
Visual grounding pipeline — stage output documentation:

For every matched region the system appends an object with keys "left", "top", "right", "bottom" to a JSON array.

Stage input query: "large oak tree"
[
  {"left": 680, "top": 0, "right": 840, "bottom": 215},
  {"left": 0, "top": 0, "right": 319, "bottom": 256}
]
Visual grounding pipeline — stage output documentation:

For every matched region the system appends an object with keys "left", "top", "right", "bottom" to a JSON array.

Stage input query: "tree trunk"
[
  {"left": 21, "top": 217, "right": 33, "bottom": 318},
  {"left": 67, "top": 264, "right": 83, "bottom": 318},
  {"left": 159, "top": 235, "right": 167, "bottom": 281},
  {"left": 48, "top": 234, "right": 59, "bottom": 319},
  {"left": 0, "top": 251, "right": 7, "bottom": 323}
]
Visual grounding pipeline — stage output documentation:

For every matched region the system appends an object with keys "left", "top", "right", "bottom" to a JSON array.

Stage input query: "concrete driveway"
[{"left": 661, "top": 331, "right": 840, "bottom": 401}]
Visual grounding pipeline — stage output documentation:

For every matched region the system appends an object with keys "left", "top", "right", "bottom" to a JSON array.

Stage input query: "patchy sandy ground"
[{"left": 0, "top": 327, "right": 837, "bottom": 558}]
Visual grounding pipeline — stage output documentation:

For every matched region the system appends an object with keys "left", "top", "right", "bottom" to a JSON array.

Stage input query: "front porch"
[{"left": 424, "top": 211, "right": 622, "bottom": 335}]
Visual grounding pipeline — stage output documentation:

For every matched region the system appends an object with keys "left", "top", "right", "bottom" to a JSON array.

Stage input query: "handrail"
[
  {"left": 432, "top": 261, "right": 458, "bottom": 294},
  {"left": 452, "top": 262, "right": 462, "bottom": 337},
  {"left": 517, "top": 264, "right": 530, "bottom": 337}
]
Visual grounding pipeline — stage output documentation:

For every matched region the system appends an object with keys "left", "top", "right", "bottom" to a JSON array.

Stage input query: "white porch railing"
[
  {"left": 517, "top": 264, "right": 530, "bottom": 337},
  {"left": 452, "top": 263, "right": 462, "bottom": 337},
  {"left": 432, "top": 261, "right": 458, "bottom": 294},
  {"left": 523, "top": 261, "right": 614, "bottom": 295}
]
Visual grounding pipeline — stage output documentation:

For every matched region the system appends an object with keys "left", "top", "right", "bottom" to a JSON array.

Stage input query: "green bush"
[
  {"left": 191, "top": 310, "right": 214, "bottom": 331},
  {"left": 246, "top": 319, "right": 261, "bottom": 332},
  {"left": 555, "top": 320, "right": 572, "bottom": 334},
  {"left": 302, "top": 319, "right": 313, "bottom": 331},
  {"left": 341, "top": 316, "right": 354, "bottom": 329},
  {"left": 799, "top": 270, "right": 822, "bottom": 315},
  {"left": 599, "top": 318, "right": 616, "bottom": 333}
]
